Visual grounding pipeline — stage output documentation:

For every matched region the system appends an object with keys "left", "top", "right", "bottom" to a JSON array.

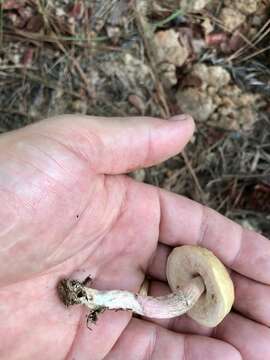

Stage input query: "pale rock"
[
  {"left": 155, "top": 29, "right": 189, "bottom": 67},
  {"left": 191, "top": 64, "right": 231, "bottom": 89},
  {"left": 177, "top": 88, "right": 216, "bottom": 121},
  {"left": 131, "top": 169, "right": 146, "bottom": 182},
  {"left": 159, "top": 62, "right": 178, "bottom": 87},
  {"left": 220, "top": 7, "right": 246, "bottom": 32},
  {"left": 180, "top": 0, "right": 211, "bottom": 12},
  {"left": 201, "top": 17, "right": 214, "bottom": 34},
  {"left": 225, "top": 0, "right": 259, "bottom": 15}
]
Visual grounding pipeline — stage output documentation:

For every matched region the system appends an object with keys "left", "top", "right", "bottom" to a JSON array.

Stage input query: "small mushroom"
[{"left": 58, "top": 246, "right": 234, "bottom": 327}]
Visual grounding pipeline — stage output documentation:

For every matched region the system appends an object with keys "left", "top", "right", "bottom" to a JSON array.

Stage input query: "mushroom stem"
[{"left": 58, "top": 276, "right": 205, "bottom": 319}]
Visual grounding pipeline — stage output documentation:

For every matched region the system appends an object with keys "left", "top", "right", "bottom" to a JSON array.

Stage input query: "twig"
[
  {"left": 182, "top": 150, "right": 204, "bottom": 198},
  {"left": 133, "top": 2, "right": 170, "bottom": 116},
  {"left": 2, "top": 72, "right": 81, "bottom": 99},
  {"left": 35, "top": 2, "right": 94, "bottom": 98},
  {"left": 133, "top": 1, "right": 205, "bottom": 202}
]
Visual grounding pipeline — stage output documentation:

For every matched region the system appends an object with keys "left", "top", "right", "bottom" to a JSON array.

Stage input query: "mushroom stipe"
[{"left": 57, "top": 245, "right": 235, "bottom": 328}]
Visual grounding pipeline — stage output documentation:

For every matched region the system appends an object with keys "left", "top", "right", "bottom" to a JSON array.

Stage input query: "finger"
[
  {"left": 215, "top": 313, "right": 270, "bottom": 360},
  {"left": 68, "top": 309, "right": 132, "bottom": 360},
  {"left": 149, "top": 281, "right": 270, "bottom": 359},
  {"left": 38, "top": 114, "right": 195, "bottom": 174},
  {"left": 158, "top": 289, "right": 270, "bottom": 360},
  {"left": 158, "top": 189, "right": 270, "bottom": 285},
  {"left": 231, "top": 272, "right": 270, "bottom": 327},
  {"left": 148, "top": 244, "right": 270, "bottom": 327},
  {"left": 105, "top": 318, "right": 241, "bottom": 360}
]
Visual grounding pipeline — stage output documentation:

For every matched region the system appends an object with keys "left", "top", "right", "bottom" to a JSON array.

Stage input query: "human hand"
[{"left": 0, "top": 115, "right": 269, "bottom": 360}]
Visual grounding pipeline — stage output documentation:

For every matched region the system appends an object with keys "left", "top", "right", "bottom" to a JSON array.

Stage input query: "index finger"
[{"left": 158, "top": 188, "right": 270, "bottom": 285}]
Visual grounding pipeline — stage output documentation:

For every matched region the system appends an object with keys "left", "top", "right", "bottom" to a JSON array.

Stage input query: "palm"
[{"left": 0, "top": 116, "right": 269, "bottom": 360}]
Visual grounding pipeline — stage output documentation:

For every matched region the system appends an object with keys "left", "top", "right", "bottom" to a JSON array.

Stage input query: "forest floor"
[{"left": 0, "top": 0, "right": 270, "bottom": 236}]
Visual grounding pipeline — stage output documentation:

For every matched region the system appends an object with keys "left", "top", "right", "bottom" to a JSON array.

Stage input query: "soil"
[{"left": 0, "top": 0, "right": 269, "bottom": 236}]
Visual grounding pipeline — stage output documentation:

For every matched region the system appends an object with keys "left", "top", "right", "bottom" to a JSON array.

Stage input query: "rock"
[
  {"left": 212, "top": 85, "right": 261, "bottom": 130},
  {"left": 130, "top": 169, "right": 146, "bottom": 182},
  {"left": 191, "top": 64, "right": 231, "bottom": 89},
  {"left": 106, "top": 25, "right": 121, "bottom": 44},
  {"left": 176, "top": 64, "right": 231, "bottom": 122},
  {"left": 72, "top": 100, "right": 88, "bottom": 114},
  {"left": 220, "top": 7, "right": 246, "bottom": 32},
  {"left": 177, "top": 87, "right": 216, "bottom": 121},
  {"left": 201, "top": 17, "right": 214, "bottom": 35},
  {"left": 150, "top": 0, "right": 211, "bottom": 13},
  {"left": 225, "top": 0, "right": 259, "bottom": 15},
  {"left": 123, "top": 53, "right": 153, "bottom": 88},
  {"left": 180, "top": 0, "right": 212, "bottom": 12},
  {"left": 154, "top": 29, "right": 189, "bottom": 67},
  {"left": 158, "top": 62, "right": 178, "bottom": 87},
  {"left": 176, "top": 61, "right": 261, "bottom": 129}
]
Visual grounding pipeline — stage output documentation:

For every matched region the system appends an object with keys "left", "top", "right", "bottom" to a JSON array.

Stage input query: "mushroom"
[{"left": 58, "top": 245, "right": 234, "bottom": 327}]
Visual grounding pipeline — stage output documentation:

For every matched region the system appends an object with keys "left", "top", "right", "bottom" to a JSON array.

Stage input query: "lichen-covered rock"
[
  {"left": 192, "top": 64, "right": 231, "bottom": 89},
  {"left": 150, "top": 0, "right": 212, "bottom": 13},
  {"left": 225, "top": 0, "right": 259, "bottom": 15},
  {"left": 220, "top": 7, "right": 246, "bottom": 32},
  {"left": 180, "top": 0, "right": 212, "bottom": 12},
  {"left": 158, "top": 62, "right": 178, "bottom": 87},
  {"left": 177, "top": 87, "right": 217, "bottom": 122},
  {"left": 154, "top": 29, "right": 189, "bottom": 67},
  {"left": 176, "top": 63, "right": 262, "bottom": 129}
]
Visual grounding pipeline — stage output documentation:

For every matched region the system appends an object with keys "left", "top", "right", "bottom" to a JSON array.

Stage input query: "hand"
[{"left": 0, "top": 115, "right": 269, "bottom": 360}]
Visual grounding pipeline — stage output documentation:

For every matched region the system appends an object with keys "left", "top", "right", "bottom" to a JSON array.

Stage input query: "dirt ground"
[{"left": 0, "top": 0, "right": 269, "bottom": 236}]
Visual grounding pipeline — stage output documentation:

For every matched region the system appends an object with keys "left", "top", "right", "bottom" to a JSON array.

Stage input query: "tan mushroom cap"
[{"left": 166, "top": 245, "right": 235, "bottom": 327}]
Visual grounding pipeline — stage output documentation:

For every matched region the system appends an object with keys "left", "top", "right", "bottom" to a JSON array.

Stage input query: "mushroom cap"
[{"left": 166, "top": 245, "right": 234, "bottom": 327}]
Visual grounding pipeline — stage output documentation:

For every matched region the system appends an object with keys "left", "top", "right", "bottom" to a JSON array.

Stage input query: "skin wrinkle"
[
  {"left": 67, "top": 176, "right": 132, "bottom": 290},
  {"left": 143, "top": 126, "right": 154, "bottom": 171},
  {"left": 141, "top": 187, "right": 162, "bottom": 275},
  {"left": 28, "top": 130, "right": 101, "bottom": 175},
  {"left": 93, "top": 176, "right": 128, "bottom": 265},
  {"left": 45, "top": 175, "right": 122, "bottom": 267},
  {"left": 0, "top": 187, "right": 40, "bottom": 252},
  {"left": 229, "top": 226, "right": 244, "bottom": 270},
  {"left": 20, "top": 141, "right": 77, "bottom": 181},
  {"left": 231, "top": 272, "right": 270, "bottom": 326},
  {"left": 0, "top": 130, "right": 122, "bottom": 283},
  {"left": 102, "top": 317, "right": 135, "bottom": 360},
  {"left": 0, "top": 146, "right": 73, "bottom": 207},
  {"left": 106, "top": 176, "right": 130, "bottom": 237},
  {"left": 183, "top": 335, "right": 189, "bottom": 360},
  {"left": 196, "top": 205, "right": 243, "bottom": 269},
  {"left": 0, "top": 162, "right": 50, "bottom": 212},
  {"left": 212, "top": 318, "right": 243, "bottom": 358},
  {"left": 55, "top": 125, "right": 105, "bottom": 173},
  {"left": 157, "top": 187, "right": 167, "bottom": 245},
  {"left": 66, "top": 307, "right": 85, "bottom": 360},
  {"left": 196, "top": 205, "right": 210, "bottom": 247},
  {"left": 44, "top": 187, "right": 99, "bottom": 265},
  {"left": 8, "top": 154, "right": 71, "bottom": 193},
  {"left": 145, "top": 324, "right": 158, "bottom": 360},
  {"left": 103, "top": 175, "right": 149, "bottom": 262}
]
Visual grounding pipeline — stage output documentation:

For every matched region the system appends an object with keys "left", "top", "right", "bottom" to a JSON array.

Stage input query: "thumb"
[{"left": 40, "top": 114, "right": 195, "bottom": 174}]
